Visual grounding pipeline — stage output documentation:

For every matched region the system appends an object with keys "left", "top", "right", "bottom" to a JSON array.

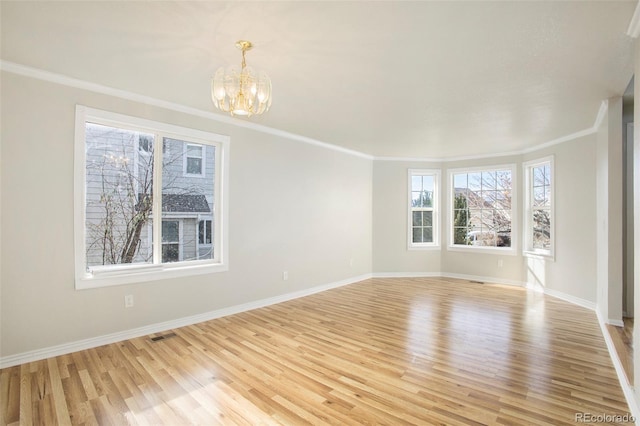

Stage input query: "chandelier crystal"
[{"left": 211, "top": 40, "right": 272, "bottom": 117}]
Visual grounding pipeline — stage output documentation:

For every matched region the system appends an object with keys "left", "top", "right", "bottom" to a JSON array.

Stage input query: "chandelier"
[{"left": 211, "top": 40, "right": 272, "bottom": 117}]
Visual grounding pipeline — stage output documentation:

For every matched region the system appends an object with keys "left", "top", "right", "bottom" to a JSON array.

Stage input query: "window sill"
[
  {"left": 447, "top": 245, "right": 517, "bottom": 256},
  {"left": 76, "top": 261, "right": 228, "bottom": 290},
  {"left": 408, "top": 244, "right": 441, "bottom": 251}
]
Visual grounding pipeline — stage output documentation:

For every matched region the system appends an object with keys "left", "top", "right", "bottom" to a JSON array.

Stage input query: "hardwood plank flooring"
[
  {"left": 606, "top": 317, "right": 634, "bottom": 384},
  {"left": 0, "top": 277, "right": 633, "bottom": 425}
]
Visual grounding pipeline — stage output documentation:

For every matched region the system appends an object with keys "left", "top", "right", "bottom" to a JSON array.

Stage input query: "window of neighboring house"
[
  {"left": 199, "top": 219, "right": 212, "bottom": 245},
  {"left": 449, "top": 165, "right": 516, "bottom": 253},
  {"left": 162, "top": 220, "right": 181, "bottom": 262},
  {"left": 408, "top": 169, "right": 440, "bottom": 248},
  {"left": 75, "top": 106, "right": 230, "bottom": 289},
  {"left": 524, "top": 157, "right": 554, "bottom": 257},
  {"left": 184, "top": 144, "right": 205, "bottom": 176}
]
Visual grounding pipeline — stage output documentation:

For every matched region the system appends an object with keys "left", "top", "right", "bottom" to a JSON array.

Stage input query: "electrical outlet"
[
  {"left": 350, "top": 258, "right": 354, "bottom": 267},
  {"left": 283, "top": 271, "right": 288, "bottom": 281},
  {"left": 125, "top": 294, "right": 134, "bottom": 308},
  {"left": 497, "top": 259, "right": 503, "bottom": 268}
]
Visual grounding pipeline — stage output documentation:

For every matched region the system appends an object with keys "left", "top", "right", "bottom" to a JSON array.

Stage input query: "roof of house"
[{"left": 137, "top": 193, "right": 211, "bottom": 213}]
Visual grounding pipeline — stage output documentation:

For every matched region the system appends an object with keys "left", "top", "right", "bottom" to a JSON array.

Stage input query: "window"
[
  {"left": 524, "top": 157, "right": 553, "bottom": 257},
  {"left": 408, "top": 169, "right": 440, "bottom": 248},
  {"left": 199, "top": 219, "right": 212, "bottom": 245},
  {"left": 74, "top": 106, "right": 230, "bottom": 289},
  {"left": 449, "top": 165, "right": 516, "bottom": 252},
  {"left": 184, "top": 144, "right": 205, "bottom": 176},
  {"left": 162, "top": 220, "right": 181, "bottom": 262}
]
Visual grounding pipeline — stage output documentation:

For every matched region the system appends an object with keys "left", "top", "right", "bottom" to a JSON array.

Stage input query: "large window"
[
  {"left": 524, "top": 157, "right": 553, "bottom": 257},
  {"left": 75, "top": 106, "right": 230, "bottom": 289},
  {"left": 408, "top": 169, "right": 440, "bottom": 248},
  {"left": 449, "top": 165, "right": 515, "bottom": 252}
]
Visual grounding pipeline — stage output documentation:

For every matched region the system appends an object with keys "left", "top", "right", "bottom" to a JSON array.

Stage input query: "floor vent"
[
  {"left": 469, "top": 280, "right": 484, "bottom": 284},
  {"left": 150, "top": 332, "right": 177, "bottom": 342}
]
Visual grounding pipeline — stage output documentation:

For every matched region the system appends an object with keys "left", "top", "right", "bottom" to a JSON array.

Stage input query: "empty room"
[{"left": 2, "top": 1, "right": 640, "bottom": 424}]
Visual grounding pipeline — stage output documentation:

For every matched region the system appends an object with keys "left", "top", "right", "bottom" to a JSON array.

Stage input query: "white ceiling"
[{"left": 1, "top": 1, "right": 637, "bottom": 159}]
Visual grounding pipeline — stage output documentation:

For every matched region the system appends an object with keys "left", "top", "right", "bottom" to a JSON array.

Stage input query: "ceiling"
[{"left": 1, "top": 1, "right": 637, "bottom": 159}]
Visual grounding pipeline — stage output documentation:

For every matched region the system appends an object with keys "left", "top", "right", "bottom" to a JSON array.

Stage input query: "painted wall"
[
  {"left": 372, "top": 160, "right": 442, "bottom": 273},
  {"left": 0, "top": 71, "right": 373, "bottom": 358},
  {"left": 0, "top": 68, "right": 606, "bottom": 360},
  {"left": 372, "top": 138, "right": 599, "bottom": 304},
  {"left": 596, "top": 98, "right": 624, "bottom": 325},
  {"left": 522, "top": 134, "right": 598, "bottom": 304}
]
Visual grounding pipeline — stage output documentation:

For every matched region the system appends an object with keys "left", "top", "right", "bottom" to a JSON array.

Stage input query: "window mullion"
[{"left": 152, "top": 133, "right": 163, "bottom": 265}]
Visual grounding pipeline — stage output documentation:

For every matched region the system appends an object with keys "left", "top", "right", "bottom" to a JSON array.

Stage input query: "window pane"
[
  {"left": 481, "top": 171, "right": 496, "bottom": 190},
  {"left": 544, "top": 164, "right": 551, "bottom": 185},
  {"left": 163, "top": 138, "right": 215, "bottom": 261},
  {"left": 453, "top": 227, "right": 468, "bottom": 245},
  {"left": 452, "top": 168, "right": 512, "bottom": 247},
  {"left": 162, "top": 243, "right": 180, "bottom": 263},
  {"left": 422, "top": 175, "right": 434, "bottom": 193},
  {"left": 453, "top": 174, "right": 467, "bottom": 189},
  {"left": 411, "top": 191, "right": 422, "bottom": 207},
  {"left": 205, "top": 220, "right": 212, "bottom": 244},
  {"left": 468, "top": 173, "right": 482, "bottom": 191},
  {"left": 496, "top": 171, "right": 511, "bottom": 190},
  {"left": 186, "top": 157, "right": 202, "bottom": 174},
  {"left": 187, "top": 145, "right": 202, "bottom": 157},
  {"left": 84, "top": 123, "right": 153, "bottom": 268},
  {"left": 412, "top": 227, "right": 423, "bottom": 243},
  {"left": 533, "top": 209, "right": 551, "bottom": 249},
  {"left": 412, "top": 176, "right": 422, "bottom": 191},
  {"left": 162, "top": 220, "right": 179, "bottom": 242},
  {"left": 423, "top": 227, "right": 433, "bottom": 243},
  {"left": 533, "top": 166, "right": 545, "bottom": 187},
  {"left": 424, "top": 211, "right": 433, "bottom": 226},
  {"left": 412, "top": 211, "right": 423, "bottom": 227},
  {"left": 533, "top": 187, "right": 545, "bottom": 206}
]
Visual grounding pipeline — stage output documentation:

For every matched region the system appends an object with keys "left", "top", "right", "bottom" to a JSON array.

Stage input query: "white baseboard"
[
  {"left": 0, "top": 273, "right": 372, "bottom": 369},
  {"left": 372, "top": 271, "right": 528, "bottom": 288},
  {"left": 372, "top": 271, "right": 441, "bottom": 278},
  {"left": 596, "top": 310, "right": 640, "bottom": 422},
  {"left": 541, "top": 287, "right": 597, "bottom": 311},
  {"left": 440, "top": 272, "right": 528, "bottom": 288}
]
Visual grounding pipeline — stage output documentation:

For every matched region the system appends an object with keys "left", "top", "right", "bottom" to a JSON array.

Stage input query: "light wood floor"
[
  {"left": 607, "top": 317, "right": 634, "bottom": 384},
  {"left": 0, "top": 277, "right": 633, "bottom": 425}
]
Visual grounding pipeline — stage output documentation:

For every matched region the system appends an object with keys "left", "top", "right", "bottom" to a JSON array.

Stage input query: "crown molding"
[
  {"left": 1, "top": 60, "right": 605, "bottom": 164},
  {"left": 374, "top": 124, "right": 597, "bottom": 163},
  {"left": 0, "top": 60, "right": 373, "bottom": 161},
  {"left": 627, "top": 1, "right": 640, "bottom": 38}
]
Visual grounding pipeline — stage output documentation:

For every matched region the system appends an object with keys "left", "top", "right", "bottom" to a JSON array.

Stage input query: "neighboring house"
[
  {"left": 453, "top": 186, "right": 511, "bottom": 247},
  {"left": 84, "top": 124, "right": 215, "bottom": 268}
]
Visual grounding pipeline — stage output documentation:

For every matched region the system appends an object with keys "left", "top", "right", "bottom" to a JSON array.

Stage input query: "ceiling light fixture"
[{"left": 211, "top": 40, "right": 272, "bottom": 117}]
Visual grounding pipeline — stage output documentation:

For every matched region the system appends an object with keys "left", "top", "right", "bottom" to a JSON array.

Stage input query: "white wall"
[
  {"left": 372, "top": 160, "right": 442, "bottom": 273},
  {"left": 0, "top": 68, "right": 606, "bottom": 361},
  {"left": 0, "top": 71, "right": 373, "bottom": 358},
  {"left": 372, "top": 137, "right": 599, "bottom": 304},
  {"left": 522, "top": 134, "right": 598, "bottom": 304},
  {"left": 596, "top": 98, "right": 624, "bottom": 324}
]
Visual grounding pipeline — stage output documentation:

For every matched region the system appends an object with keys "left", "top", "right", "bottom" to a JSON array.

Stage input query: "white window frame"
[
  {"left": 183, "top": 143, "right": 206, "bottom": 177},
  {"left": 447, "top": 164, "right": 517, "bottom": 255},
  {"left": 74, "top": 105, "right": 230, "bottom": 289},
  {"left": 523, "top": 156, "right": 554, "bottom": 259},
  {"left": 408, "top": 169, "right": 440, "bottom": 249}
]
